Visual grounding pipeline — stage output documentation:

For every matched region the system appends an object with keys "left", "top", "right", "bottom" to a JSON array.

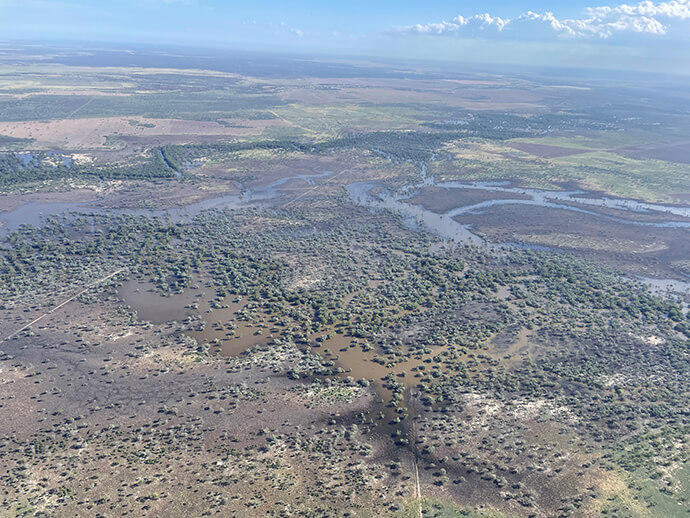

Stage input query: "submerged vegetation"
[
  {"left": 0, "top": 149, "right": 180, "bottom": 188},
  {"left": 1, "top": 198, "right": 688, "bottom": 516}
]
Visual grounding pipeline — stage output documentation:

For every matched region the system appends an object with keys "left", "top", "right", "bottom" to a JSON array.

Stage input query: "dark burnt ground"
[
  {"left": 454, "top": 203, "right": 690, "bottom": 279},
  {"left": 406, "top": 186, "right": 531, "bottom": 214}
]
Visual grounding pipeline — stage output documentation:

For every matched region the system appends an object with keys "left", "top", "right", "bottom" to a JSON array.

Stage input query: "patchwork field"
[{"left": 621, "top": 140, "right": 690, "bottom": 164}]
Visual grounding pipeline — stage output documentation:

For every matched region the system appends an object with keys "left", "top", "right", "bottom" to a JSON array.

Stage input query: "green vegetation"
[
  {"left": 0, "top": 134, "right": 33, "bottom": 149},
  {"left": 435, "top": 138, "right": 690, "bottom": 201},
  {"left": 553, "top": 151, "right": 690, "bottom": 200}
]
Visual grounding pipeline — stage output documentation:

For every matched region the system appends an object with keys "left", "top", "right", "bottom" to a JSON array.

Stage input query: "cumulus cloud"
[
  {"left": 411, "top": 14, "right": 508, "bottom": 36},
  {"left": 402, "top": 0, "right": 690, "bottom": 39}
]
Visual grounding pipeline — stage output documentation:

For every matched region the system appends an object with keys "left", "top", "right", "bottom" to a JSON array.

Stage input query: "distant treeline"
[
  {"left": 422, "top": 110, "right": 620, "bottom": 132},
  {"left": 163, "top": 110, "right": 618, "bottom": 165},
  {"left": 0, "top": 135, "right": 33, "bottom": 146},
  {"left": 0, "top": 107, "right": 625, "bottom": 189},
  {"left": 163, "top": 127, "right": 522, "bottom": 165}
]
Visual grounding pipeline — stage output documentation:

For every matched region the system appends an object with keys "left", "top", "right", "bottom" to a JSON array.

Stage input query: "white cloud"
[
  {"left": 411, "top": 13, "right": 508, "bottom": 36},
  {"left": 402, "top": 0, "right": 690, "bottom": 39}
]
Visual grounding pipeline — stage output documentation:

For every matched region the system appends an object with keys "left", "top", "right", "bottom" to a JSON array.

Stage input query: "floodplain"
[{"left": 0, "top": 44, "right": 688, "bottom": 517}]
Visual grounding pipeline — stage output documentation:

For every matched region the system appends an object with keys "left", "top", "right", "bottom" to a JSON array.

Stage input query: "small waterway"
[
  {"left": 3, "top": 166, "right": 689, "bottom": 237},
  {"left": 346, "top": 181, "right": 486, "bottom": 246},
  {"left": 434, "top": 180, "right": 690, "bottom": 228},
  {"left": 157, "top": 149, "right": 181, "bottom": 179},
  {"left": 100, "top": 172, "right": 690, "bottom": 434},
  {"left": 344, "top": 178, "right": 690, "bottom": 258},
  {"left": 118, "top": 273, "right": 430, "bottom": 431},
  {"left": 3, "top": 166, "right": 689, "bottom": 266}
]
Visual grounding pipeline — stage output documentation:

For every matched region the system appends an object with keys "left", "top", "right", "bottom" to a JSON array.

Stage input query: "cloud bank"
[{"left": 403, "top": 0, "right": 690, "bottom": 39}]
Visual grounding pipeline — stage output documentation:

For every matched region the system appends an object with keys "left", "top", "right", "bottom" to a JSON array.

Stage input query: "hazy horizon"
[{"left": 1, "top": 0, "right": 690, "bottom": 75}]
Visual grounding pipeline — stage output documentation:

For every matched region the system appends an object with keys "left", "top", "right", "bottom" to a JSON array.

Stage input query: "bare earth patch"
[
  {"left": 0, "top": 116, "right": 290, "bottom": 149},
  {"left": 509, "top": 142, "right": 592, "bottom": 158},
  {"left": 620, "top": 141, "right": 690, "bottom": 164}
]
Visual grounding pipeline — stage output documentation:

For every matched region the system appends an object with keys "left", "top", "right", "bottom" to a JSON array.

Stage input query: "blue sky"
[{"left": 1, "top": 0, "right": 689, "bottom": 74}]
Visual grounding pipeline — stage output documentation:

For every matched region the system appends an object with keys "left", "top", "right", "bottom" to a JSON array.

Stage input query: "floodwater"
[
  {"left": 157, "top": 149, "right": 181, "bottom": 179},
  {"left": 640, "top": 276, "right": 690, "bottom": 295},
  {"left": 1, "top": 151, "right": 72, "bottom": 168},
  {"left": 0, "top": 170, "right": 335, "bottom": 236},
  {"left": 346, "top": 181, "right": 486, "bottom": 246},
  {"left": 118, "top": 272, "right": 439, "bottom": 426},
  {"left": 436, "top": 180, "right": 690, "bottom": 220},
  {"left": 117, "top": 277, "right": 273, "bottom": 356},
  {"left": 638, "top": 276, "right": 690, "bottom": 315},
  {"left": 345, "top": 176, "right": 690, "bottom": 253},
  {"left": 313, "top": 331, "right": 435, "bottom": 429},
  {"left": 3, "top": 164, "right": 689, "bottom": 238},
  {"left": 436, "top": 181, "right": 690, "bottom": 228},
  {"left": 116, "top": 278, "right": 199, "bottom": 323},
  {"left": 101, "top": 171, "right": 690, "bottom": 427},
  {"left": 7, "top": 164, "right": 690, "bottom": 402},
  {"left": 0, "top": 201, "right": 88, "bottom": 233},
  {"left": 185, "top": 295, "right": 274, "bottom": 357}
]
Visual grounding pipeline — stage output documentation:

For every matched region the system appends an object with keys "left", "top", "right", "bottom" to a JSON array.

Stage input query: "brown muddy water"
[
  {"left": 117, "top": 278, "right": 272, "bottom": 356},
  {"left": 116, "top": 274, "right": 531, "bottom": 438},
  {"left": 118, "top": 277, "right": 437, "bottom": 385},
  {"left": 117, "top": 275, "right": 450, "bottom": 429}
]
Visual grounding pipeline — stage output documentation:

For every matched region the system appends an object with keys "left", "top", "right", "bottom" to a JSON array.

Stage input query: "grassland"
[
  {"left": 435, "top": 135, "right": 690, "bottom": 202},
  {"left": 1, "top": 59, "right": 688, "bottom": 202}
]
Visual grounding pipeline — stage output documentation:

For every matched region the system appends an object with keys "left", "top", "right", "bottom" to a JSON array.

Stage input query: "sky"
[{"left": 1, "top": 0, "right": 689, "bottom": 74}]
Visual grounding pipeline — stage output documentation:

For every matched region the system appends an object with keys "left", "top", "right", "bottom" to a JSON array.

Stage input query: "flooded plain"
[
  {"left": 3, "top": 165, "right": 689, "bottom": 239},
  {"left": 117, "top": 277, "right": 274, "bottom": 356},
  {"left": 0, "top": 169, "right": 335, "bottom": 235},
  {"left": 117, "top": 271, "right": 499, "bottom": 432},
  {"left": 8, "top": 165, "right": 690, "bottom": 342},
  {"left": 118, "top": 272, "right": 447, "bottom": 424}
]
